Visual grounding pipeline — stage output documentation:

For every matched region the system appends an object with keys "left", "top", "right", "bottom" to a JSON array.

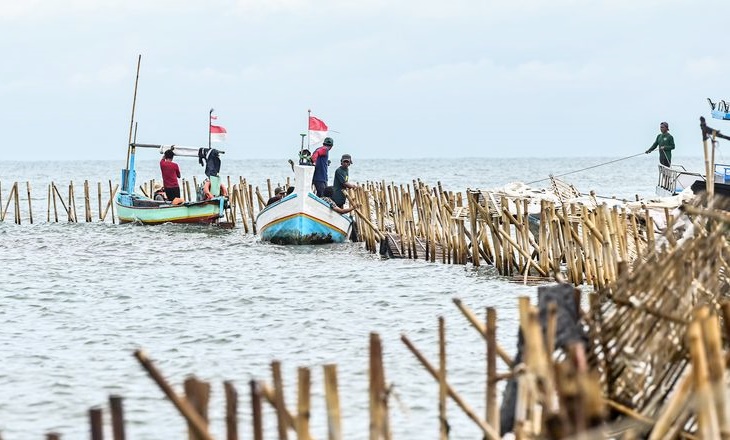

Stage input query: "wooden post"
[
  {"left": 185, "top": 376, "right": 211, "bottom": 440},
  {"left": 297, "top": 367, "right": 312, "bottom": 440},
  {"left": 98, "top": 181, "right": 103, "bottom": 220},
  {"left": 132, "top": 350, "right": 214, "bottom": 440},
  {"left": 272, "top": 360, "right": 289, "bottom": 440},
  {"left": 250, "top": 380, "right": 264, "bottom": 440},
  {"left": 13, "top": 182, "right": 21, "bottom": 224},
  {"left": 84, "top": 180, "right": 92, "bottom": 222},
  {"left": 109, "top": 395, "right": 126, "bottom": 440},
  {"left": 369, "top": 332, "right": 390, "bottom": 440},
  {"left": 109, "top": 180, "right": 116, "bottom": 224},
  {"left": 46, "top": 433, "right": 61, "bottom": 440},
  {"left": 26, "top": 181, "right": 33, "bottom": 224},
  {"left": 52, "top": 183, "right": 59, "bottom": 222},
  {"left": 438, "top": 317, "right": 448, "bottom": 440},
  {"left": 486, "top": 307, "right": 499, "bottom": 432},
  {"left": 224, "top": 381, "right": 239, "bottom": 440},
  {"left": 89, "top": 407, "right": 104, "bottom": 440},
  {"left": 323, "top": 364, "right": 342, "bottom": 440}
]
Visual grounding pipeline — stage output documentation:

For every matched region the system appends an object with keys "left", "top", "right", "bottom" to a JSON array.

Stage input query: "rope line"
[{"left": 526, "top": 152, "right": 646, "bottom": 185}]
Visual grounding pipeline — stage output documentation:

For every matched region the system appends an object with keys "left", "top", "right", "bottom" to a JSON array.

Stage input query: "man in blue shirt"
[{"left": 310, "top": 137, "right": 333, "bottom": 196}]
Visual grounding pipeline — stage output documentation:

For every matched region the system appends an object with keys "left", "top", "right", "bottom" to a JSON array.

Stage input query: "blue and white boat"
[{"left": 255, "top": 163, "right": 354, "bottom": 244}]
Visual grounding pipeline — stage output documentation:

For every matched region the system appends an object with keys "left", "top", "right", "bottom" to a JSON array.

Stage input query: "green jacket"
[{"left": 647, "top": 133, "right": 675, "bottom": 162}]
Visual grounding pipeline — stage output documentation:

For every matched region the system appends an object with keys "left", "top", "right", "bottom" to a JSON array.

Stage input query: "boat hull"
[
  {"left": 116, "top": 195, "right": 224, "bottom": 225},
  {"left": 256, "top": 192, "right": 353, "bottom": 245}
]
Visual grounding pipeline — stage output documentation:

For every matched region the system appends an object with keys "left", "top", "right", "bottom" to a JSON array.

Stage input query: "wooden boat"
[
  {"left": 255, "top": 163, "right": 354, "bottom": 244},
  {"left": 116, "top": 143, "right": 226, "bottom": 225}
]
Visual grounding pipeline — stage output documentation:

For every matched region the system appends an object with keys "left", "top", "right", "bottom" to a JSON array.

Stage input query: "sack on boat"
[{"left": 172, "top": 197, "right": 184, "bottom": 205}]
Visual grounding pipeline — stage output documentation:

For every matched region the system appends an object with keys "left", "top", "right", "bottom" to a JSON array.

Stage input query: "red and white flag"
[
  {"left": 308, "top": 115, "right": 328, "bottom": 149},
  {"left": 210, "top": 114, "right": 227, "bottom": 144}
]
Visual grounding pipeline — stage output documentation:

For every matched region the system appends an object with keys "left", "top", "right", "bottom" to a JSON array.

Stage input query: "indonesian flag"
[
  {"left": 210, "top": 114, "right": 227, "bottom": 143},
  {"left": 308, "top": 115, "right": 328, "bottom": 149}
]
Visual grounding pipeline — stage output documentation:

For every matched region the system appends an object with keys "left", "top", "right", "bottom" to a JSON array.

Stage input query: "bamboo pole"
[
  {"left": 224, "top": 381, "right": 239, "bottom": 440},
  {"left": 109, "top": 395, "right": 126, "bottom": 440},
  {"left": 90, "top": 407, "right": 104, "bottom": 440},
  {"left": 14, "top": 182, "right": 21, "bottom": 224},
  {"left": 250, "top": 380, "right": 264, "bottom": 440},
  {"left": 369, "top": 332, "right": 390, "bottom": 440},
  {"left": 272, "top": 360, "right": 290, "bottom": 440},
  {"left": 296, "top": 367, "right": 312, "bottom": 440},
  {"left": 132, "top": 350, "right": 214, "bottom": 440},
  {"left": 438, "top": 317, "right": 448, "bottom": 440},
  {"left": 486, "top": 308, "right": 499, "bottom": 432},
  {"left": 324, "top": 364, "right": 342, "bottom": 440},
  {"left": 689, "top": 318, "right": 720, "bottom": 439},
  {"left": 98, "top": 182, "right": 103, "bottom": 220},
  {"left": 26, "top": 181, "right": 33, "bottom": 224},
  {"left": 46, "top": 183, "right": 51, "bottom": 222},
  {"left": 401, "top": 334, "right": 501, "bottom": 440},
  {"left": 452, "top": 298, "right": 514, "bottom": 367},
  {"left": 185, "top": 376, "right": 211, "bottom": 440},
  {"left": 52, "top": 183, "right": 59, "bottom": 222},
  {"left": 84, "top": 180, "right": 91, "bottom": 222},
  {"left": 2, "top": 182, "right": 15, "bottom": 223}
]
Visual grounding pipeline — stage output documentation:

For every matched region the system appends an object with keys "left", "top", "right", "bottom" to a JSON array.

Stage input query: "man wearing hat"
[
  {"left": 645, "top": 121, "right": 675, "bottom": 167},
  {"left": 266, "top": 187, "right": 285, "bottom": 206},
  {"left": 332, "top": 154, "right": 357, "bottom": 208},
  {"left": 310, "top": 137, "right": 334, "bottom": 197}
]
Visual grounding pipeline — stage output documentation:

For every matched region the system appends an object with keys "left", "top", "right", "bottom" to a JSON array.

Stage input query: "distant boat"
[
  {"left": 655, "top": 115, "right": 730, "bottom": 198},
  {"left": 116, "top": 143, "right": 227, "bottom": 225},
  {"left": 255, "top": 163, "right": 354, "bottom": 244}
]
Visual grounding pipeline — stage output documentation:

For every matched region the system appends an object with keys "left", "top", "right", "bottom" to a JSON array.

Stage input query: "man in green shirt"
[
  {"left": 332, "top": 154, "right": 358, "bottom": 208},
  {"left": 645, "top": 121, "right": 675, "bottom": 167}
]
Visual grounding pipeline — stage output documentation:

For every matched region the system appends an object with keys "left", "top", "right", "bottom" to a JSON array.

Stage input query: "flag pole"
[
  {"left": 307, "top": 109, "right": 311, "bottom": 151},
  {"left": 208, "top": 108, "right": 214, "bottom": 149}
]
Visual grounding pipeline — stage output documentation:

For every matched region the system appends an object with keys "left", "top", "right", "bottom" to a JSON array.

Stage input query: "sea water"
[{"left": 0, "top": 155, "right": 706, "bottom": 439}]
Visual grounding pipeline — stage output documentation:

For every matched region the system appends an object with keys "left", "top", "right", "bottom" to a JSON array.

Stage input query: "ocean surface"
[{"left": 0, "top": 155, "right": 707, "bottom": 439}]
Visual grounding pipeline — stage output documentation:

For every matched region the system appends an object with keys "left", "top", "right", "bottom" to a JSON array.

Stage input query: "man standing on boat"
[
  {"left": 332, "top": 154, "right": 357, "bottom": 208},
  {"left": 160, "top": 149, "right": 181, "bottom": 201},
  {"left": 311, "top": 137, "right": 334, "bottom": 197},
  {"left": 645, "top": 121, "right": 675, "bottom": 167}
]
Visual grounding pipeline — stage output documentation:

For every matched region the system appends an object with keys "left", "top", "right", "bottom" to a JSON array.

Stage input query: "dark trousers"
[
  {"left": 660, "top": 151, "right": 671, "bottom": 167},
  {"left": 165, "top": 186, "right": 181, "bottom": 201},
  {"left": 313, "top": 181, "right": 326, "bottom": 197}
]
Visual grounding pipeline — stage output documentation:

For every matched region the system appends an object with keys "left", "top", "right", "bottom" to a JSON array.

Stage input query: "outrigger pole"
[
  {"left": 126, "top": 55, "right": 142, "bottom": 172},
  {"left": 130, "top": 143, "right": 226, "bottom": 158}
]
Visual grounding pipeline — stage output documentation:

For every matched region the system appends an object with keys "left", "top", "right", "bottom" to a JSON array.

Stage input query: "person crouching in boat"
[
  {"left": 153, "top": 183, "right": 168, "bottom": 201},
  {"left": 267, "top": 187, "right": 285, "bottom": 206},
  {"left": 202, "top": 178, "right": 229, "bottom": 200},
  {"left": 322, "top": 186, "right": 359, "bottom": 215}
]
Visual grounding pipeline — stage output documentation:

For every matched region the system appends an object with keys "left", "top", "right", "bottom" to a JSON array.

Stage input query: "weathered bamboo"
[
  {"left": 26, "top": 181, "right": 33, "bottom": 224},
  {"left": 132, "top": 350, "right": 214, "bottom": 440},
  {"left": 97, "top": 182, "right": 103, "bottom": 220},
  {"left": 272, "top": 360, "right": 290, "bottom": 440},
  {"left": 400, "top": 334, "right": 500, "bottom": 440},
  {"left": 46, "top": 433, "right": 61, "bottom": 440},
  {"left": 109, "top": 395, "right": 126, "bottom": 440},
  {"left": 224, "top": 381, "right": 238, "bottom": 440},
  {"left": 296, "top": 367, "right": 312, "bottom": 440},
  {"left": 250, "top": 380, "right": 264, "bottom": 440},
  {"left": 369, "top": 332, "right": 390, "bottom": 440},
  {"left": 688, "top": 319, "right": 720, "bottom": 439},
  {"left": 438, "top": 316, "right": 448, "bottom": 440},
  {"left": 2, "top": 182, "right": 17, "bottom": 223},
  {"left": 452, "top": 298, "right": 514, "bottom": 367},
  {"left": 323, "top": 364, "right": 342, "bottom": 440},
  {"left": 185, "top": 376, "right": 211, "bottom": 440},
  {"left": 90, "top": 407, "right": 103, "bottom": 440}
]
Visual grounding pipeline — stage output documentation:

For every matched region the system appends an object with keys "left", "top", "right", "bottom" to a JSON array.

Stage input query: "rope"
[{"left": 526, "top": 152, "right": 646, "bottom": 185}]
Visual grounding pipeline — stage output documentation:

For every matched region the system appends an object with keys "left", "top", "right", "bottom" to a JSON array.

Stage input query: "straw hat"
[{"left": 153, "top": 182, "right": 163, "bottom": 192}]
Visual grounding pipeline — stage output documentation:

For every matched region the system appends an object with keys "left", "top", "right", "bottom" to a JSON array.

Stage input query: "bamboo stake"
[
  {"left": 452, "top": 298, "right": 514, "bottom": 367},
  {"left": 132, "top": 350, "right": 214, "bottom": 440},
  {"left": 486, "top": 307, "right": 499, "bottom": 432},
  {"left": 324, "top": 364, "right": 342, "bottom": 440},
  {"left": 401, "top": 334, "right": 501, "bottom": 440},
  {"left": 109, "top": 395, "right": 126, "bottom": 440},
  {"left": 46, "top": 183, "right": 51, "bottom": 222},
  {"left": 439, "top": 316, "right": 448, "bottom": 440},
  {"left": 224, "top": 381, "right": 239, "bottom": 440},
  {"left": 14, "top": 182, "right": 21, "bottom": 224},
  {"left": 98, "top": 182, "right": 103, "bottom": 220},
  {"left": 688, "top": 319, "right": 720, "bottom": 439},
  {"left": 2, "top": 182, "right": 15, "bottom": 223},
  {"left": 26, "top": 181, "right": 33, "bottom": 224},
  {"left": 185, "top": 376, "right": 211, "bottom": 440},
  {"left": 90, "top": 407, "right": 104, "bottom": 440},
  {"left": 272, "top": 361, "right": 290, "bottom": 440},
  {"left": 46, "top": 433, "right": 61, "bottom": 440},
  {"left": 369, "top": 332, "right": 390, "bottom": 440},
  {"left": 297, "top": 367, "right": 312, "bottom": 440},
  {"left": 250, "top": 380, "right": 264, "bottom": 440},
  {"left": 52, "top": 183, "right": 59, "bottom": 222}
]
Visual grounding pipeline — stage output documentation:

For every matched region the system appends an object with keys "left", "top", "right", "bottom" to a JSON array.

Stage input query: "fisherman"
[
  {"left": 310, "top": 137, "right": 334, "bottom": 197},
  {"left": 645, "top": 121, "right": 675, "bottom": 167},
  {"left": 202, "top": 177, "right": 229, "bottom": 200},
  {"left": 160, "top": 149, "right": 181, "bottom": 201},
  {"left": 322, "top": 186, "right": 358, "bottom": 214},
  {"left": 153, "top": 182, "right": 167, "bottom": 201},
  {"left": 266, "top": 187, "right": 285, "bottom": 206},
  {"left": 331, "top": 154, "right": 358, "bottom": 208}
]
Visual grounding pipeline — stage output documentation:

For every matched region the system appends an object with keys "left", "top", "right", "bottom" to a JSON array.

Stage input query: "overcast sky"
[{"left": 1, "top": 0, "right": 728, "bottom": 161}]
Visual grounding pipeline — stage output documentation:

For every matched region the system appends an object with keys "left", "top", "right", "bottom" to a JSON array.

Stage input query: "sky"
[{"left": 0, "top": 0, "right": 729, "bottom": 161}]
